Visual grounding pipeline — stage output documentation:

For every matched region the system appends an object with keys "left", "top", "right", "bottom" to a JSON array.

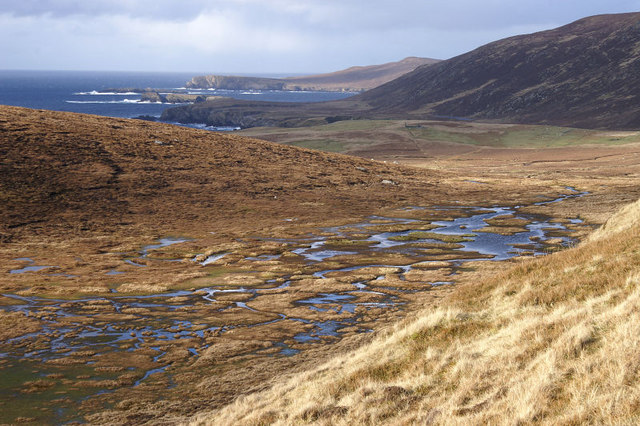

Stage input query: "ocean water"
[{"left": 0, "top": 70, "right": 355, "bottom": 125}]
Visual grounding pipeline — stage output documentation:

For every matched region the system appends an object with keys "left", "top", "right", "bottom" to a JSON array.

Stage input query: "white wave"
[
  {"left": 74, "top": 90, "right": 140, "bottom": 95},
  {"left": 67, "top": 100, "right": 119, "bottom": 104},
  {"left": 73, "top": 90, "right": 102, "bottom": 95},
  {"left": 184, "top": 123, "right": 240, "bottom": 131},
  {"left": 137, "top": 100, "right": 189, "bottom": 104},
  {"left": 241, "top": 91, "right": 262, "bottom": 95},
  {"left": 66, "top": 98, "right": 138, "bottom": 104},
  {"left": 65, "top": 99, "right": 189, "bottom": 105}
]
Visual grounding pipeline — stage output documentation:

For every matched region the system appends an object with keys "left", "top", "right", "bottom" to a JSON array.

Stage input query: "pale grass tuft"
[
  {"left": 588, "top": 197, "right": 640, "bottom": 241},
  {"left": 187, "top": 198, "right": 640, "bottom": 425}
]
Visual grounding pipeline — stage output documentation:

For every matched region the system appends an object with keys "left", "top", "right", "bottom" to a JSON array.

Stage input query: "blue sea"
[{"left": 0, "top": 70, "right": 356, "bottom": 128}]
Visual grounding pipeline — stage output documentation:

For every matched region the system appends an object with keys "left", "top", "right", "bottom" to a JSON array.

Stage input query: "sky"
[{"left": 1, "top": 1, "right": 640, "bottom": 74}]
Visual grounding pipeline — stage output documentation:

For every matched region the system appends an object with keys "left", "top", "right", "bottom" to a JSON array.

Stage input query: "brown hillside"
[
  {"left": 0, "top": 106, "right": 432, "bottom": 244},
  {"left": 358, "top": 12, "right": 640, "bottom": 129}
]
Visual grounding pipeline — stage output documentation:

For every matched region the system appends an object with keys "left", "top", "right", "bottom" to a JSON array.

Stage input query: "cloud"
[
  {"left": 4, "top": 0, "right": 634, "bottom": 27},
  {"left": 0, "top": 0, "right": 335, "bottom": 23},
  {"left": 0, "top": 0, "right": 209, "bottom": 20},
  {"left": 2, "top": 0, "right": 640, "bottom": 72},
  {"left": 0, "top": 9, "right": 310, "bottom": 72}
]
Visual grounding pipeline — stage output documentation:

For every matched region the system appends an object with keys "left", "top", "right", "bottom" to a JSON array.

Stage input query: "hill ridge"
[
  {"left": 165, "top": 12, "right": 640, "bottom": 130},
  {"left": 358, "top": 12, "right": 640, "bottom": 128},
  {"left": 185, "top": 57, "right": 439, "bottom": 92}
]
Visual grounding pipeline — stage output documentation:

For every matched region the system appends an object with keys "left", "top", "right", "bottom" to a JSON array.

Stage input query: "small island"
[{"left": 139, "top": 92, "right": 222, "bottom": 104}]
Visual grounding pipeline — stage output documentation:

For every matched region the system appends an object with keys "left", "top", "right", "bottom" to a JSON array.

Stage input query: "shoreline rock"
[{"left": 140, "top": 92, "right": 222, "bottom": 104}]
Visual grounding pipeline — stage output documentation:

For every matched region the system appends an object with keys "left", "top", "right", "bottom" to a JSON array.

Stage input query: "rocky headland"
[{"left": 186, "top": 57, "right": 439, "bottom": 92}]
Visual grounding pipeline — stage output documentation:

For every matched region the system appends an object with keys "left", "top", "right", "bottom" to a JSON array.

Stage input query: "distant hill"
[
  {"left": 165, "top": 13, "right": 640, "bottom": 130},
  {"left": 185, "top": 57, "right": 440, "bottom": 92},
  {"left": 358, "top": 12, "right": 640, "bottom": 129}
]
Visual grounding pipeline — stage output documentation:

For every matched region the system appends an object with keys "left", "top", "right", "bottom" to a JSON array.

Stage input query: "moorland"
[
  {"left": 2, "top": 104, "right": 640, "bottom": 424},
  {"left": 3, "top": 11, "right": 640, "bottom": 426}
]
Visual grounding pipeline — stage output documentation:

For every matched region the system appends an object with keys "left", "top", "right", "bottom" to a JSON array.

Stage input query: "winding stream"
[{"left": 0, "top": 189, "right": 589, "bottom": 422}]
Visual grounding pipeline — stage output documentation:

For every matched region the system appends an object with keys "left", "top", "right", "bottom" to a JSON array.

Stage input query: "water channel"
[{"left": 0, "top": 189, "right": 589, "bottom": 422}]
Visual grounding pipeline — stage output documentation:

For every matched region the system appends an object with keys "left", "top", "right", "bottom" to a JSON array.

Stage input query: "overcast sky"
[{"left": 1, "top": 1, "right": 640, "bottom": 74}]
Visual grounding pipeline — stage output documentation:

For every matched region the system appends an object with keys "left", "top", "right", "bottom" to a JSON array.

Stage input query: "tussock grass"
[{"left": 188, "top": 199, "right": 640, "bottom": 425}]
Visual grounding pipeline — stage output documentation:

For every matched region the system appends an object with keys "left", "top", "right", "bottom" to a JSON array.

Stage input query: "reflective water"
[{"left": 1, "top": 192, "right": 588, "bottom": 412}]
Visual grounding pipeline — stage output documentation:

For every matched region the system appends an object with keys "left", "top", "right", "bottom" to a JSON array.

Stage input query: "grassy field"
[
  {"left": 408, "top": 123, "right": 639, "bottom": 148},
  {"left": 289, "top": 139, "right": 347, "bottom": 152},
  {"left": 239, "top": 119, "right": 640, "bottom": 156}
]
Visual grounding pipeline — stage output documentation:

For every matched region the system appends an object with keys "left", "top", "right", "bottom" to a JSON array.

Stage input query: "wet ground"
[{"left": 0, "top": 191, "right": 590, "bottom": 424}]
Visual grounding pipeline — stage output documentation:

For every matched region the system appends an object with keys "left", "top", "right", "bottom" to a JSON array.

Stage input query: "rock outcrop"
[
  {"left": 140, "top": 92, "right": 221, "bottom": 104},
  {"left": 186, "top": 76, "right": 287, "bottom": 91}
]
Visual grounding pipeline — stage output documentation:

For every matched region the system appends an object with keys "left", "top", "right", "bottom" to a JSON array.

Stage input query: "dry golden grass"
[
  {"left": 188, "top": 198, "right": 640, "bottom": 425},
  {"left": 588, "top": 198, "right": 640, "bottom": 242}
]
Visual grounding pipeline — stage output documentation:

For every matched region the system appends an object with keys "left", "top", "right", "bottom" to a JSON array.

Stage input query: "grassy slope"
[{"left": 189, "top": 198, "right": 640, "bottom": 425}]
